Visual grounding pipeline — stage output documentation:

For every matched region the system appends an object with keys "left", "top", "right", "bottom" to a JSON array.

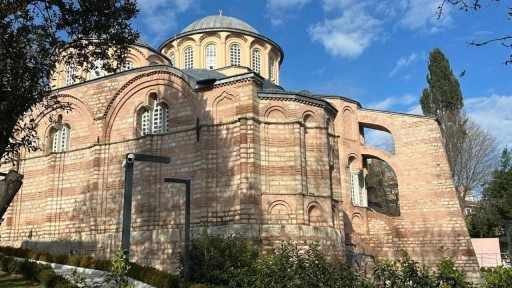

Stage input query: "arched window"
[
  {"left": 184, "top": 46, "right": 193, "bottom": 69},
  {"left": 268, "top": 56, "right": 275, "bottom": 83},
  {"left": 169, "top": 53, "right": 175, "bottom": 66},
  {"left": 90, "top": 59, "right": 104, "bottom": 79},
  {"left": 65, "top": 64, "right": 74, "bottom": 86},
  {"left": 139, "top": 99, "right": 169, "bottom": 136},
  {"left": 122, "top": 61, "right": 134, "bottom": 71},
  {"left": 205, "top": 44, "right": 216, "bottom": 69},
  {"left": 230, "top": 44, "right": 241, "bottom": 66},
  {"left": 252, "top": 49, "right": 261, "bottom": 74},
  {"left": 50, "top": 120, "right": 70, "bottom": 152}
]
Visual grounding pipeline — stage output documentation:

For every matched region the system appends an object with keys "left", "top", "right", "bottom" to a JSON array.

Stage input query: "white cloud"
[
  {"left": 366, "top": 94, "right": 417, "bottom": 110},
  {"left": 389, "top": 53, "right": 418, "bottom": 76},
  {"left": 309, "top": 0, "right": 455, "bottom": 58},
  {"left": 465, "top": 95, "right": 512, "bottom": 148},
  {"left": 397, "top": 0, "right": 452, "bottom": 32},
  {"left": 308, "top": 2, "right": 382, "bottom": 58},
  {"left": 137, "top": 0, "right": 197, "bottom": 43},
  {"left": 266, "top": 0, "right": 310, "bottom": 25}
]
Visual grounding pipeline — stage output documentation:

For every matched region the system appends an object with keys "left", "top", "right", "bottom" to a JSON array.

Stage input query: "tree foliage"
[
  {"left": 454, "top": 119, "right": 499, "bottom": 210},
  {"left": 0, "top": 0, "right": 139, "bottom": 163},
  {"left": 438, "top": 0, "right": 512, "bottom": 64},
  {"left": 421, "top": 48, "right": 467, "bottom": 182},
  {"left": 467, "top": 148, "right": 512, "bottom": 238}
]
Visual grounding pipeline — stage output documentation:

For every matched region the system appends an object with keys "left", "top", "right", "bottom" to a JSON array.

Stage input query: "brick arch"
[
  {"left": 307, "top": 202, "right": 324, "bottom": 226},
  {"left": 351, "top": 212, "right": 365, "bottom": 234},
  {"left": 268, "top": 200, "right": 291, "bottom": 213},
  {"left": 263, "top": 105, "right": 289, "bottom": 120},
  {"left": 302, "top": 111, "right": 318, "bottom": 125},
  {"left": 361, "top": 146, "right": 396, "bottom": 168},
  {"left": 213, "top": 91, "right": 238, "bottom": 123},
  {"left": 225, "top": 33, "right": 248, "bottom": 43},
  {"left": 103, "top": 71, "right": 198, "bottom": 141}
]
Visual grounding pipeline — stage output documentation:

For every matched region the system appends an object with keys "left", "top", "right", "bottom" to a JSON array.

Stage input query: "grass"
[{"left": 0, "top": 271, "right": 43, "bottom": 287}]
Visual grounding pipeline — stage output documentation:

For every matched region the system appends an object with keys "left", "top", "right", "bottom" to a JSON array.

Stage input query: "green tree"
[
  {"left": 468, "top": 148, "right": 512, "bottom": 249},
  {"left": 420, "top": 48, "right": 469, "bottom": 206},
  {"left": 0, "top": 0, "right": 139, "bottom": 219},
  {"left": 420, "top": 48, "right": 464, "bottom": 117},
  {"left": 0, "top": 0, "right": 139, "bottom": 162}
]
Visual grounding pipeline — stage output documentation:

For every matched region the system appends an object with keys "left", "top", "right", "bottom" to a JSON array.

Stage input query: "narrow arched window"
[
  {"left": 230, "top": 44, "right": 241, "bottom": 66},
  {"left": 205, "top": 44, "right": 216, "bottom": 69},
  {"left": 268, "top": 56, "right": 275, "bottom": 83},
  {"left": 50, "top": 123, "right": 70, "bottom": 152},
  {"left": 90, "top": 59, "right": 104, "bottom": 79},
  {"left": 169, "top": 53, "right": 175, "bottom": 66},
  {"left": 184, "top": 46, "right": 193, "bottom": 69},
  {"left": 252, "top": 49, "right": 261, "bottom": 74},
  {"left": 153, "top": 103, "right": 169, "bottom": 133},
  {"left": 139, "top": 98, "right": 169, "bottom": 136},
  {"left": 122, "top": 61, "right": 134, "bottom": 71},
  {"left": 65, "top": 64, "right": 74, "bottom": 86}
]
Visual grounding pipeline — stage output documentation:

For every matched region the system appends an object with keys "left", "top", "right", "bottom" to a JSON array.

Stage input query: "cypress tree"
[
  {"left": 420, "top": 48, "right": 467, "bottom": 177},
  {"left": 420, "top": 48, "right": 464, "bottom": 116}
]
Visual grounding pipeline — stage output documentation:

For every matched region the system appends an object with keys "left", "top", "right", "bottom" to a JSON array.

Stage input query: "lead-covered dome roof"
[{"left": 181, "top": 15, "right": 258, "bottom": 34}]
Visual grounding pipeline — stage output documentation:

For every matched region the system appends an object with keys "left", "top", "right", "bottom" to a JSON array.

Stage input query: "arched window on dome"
[
  {"left": 122, "top": 61, "right": 134, "bottom": 71},
  {"left": 205, "top": 44, "right": 216, "bottom": 69},
  {"left": 230, "top": 44, "right": 241, "bottom": 66},
  {"left": 89, "top": 59, "right": 105, "bottom": 79},
  {"left": 65, "top": 64, "right": 74, "bottom": 86},
  {"left": 252, "top": 49, "right": 261, "bottom": 74},
  {"left": 169, "top": 53, "right": 175, "bottom": 66},
  {"left": 184, "top": 46, "right": 193, "bottom": 69},
  {"left": 49, "top": 115, "right": 70, "bottom": 152},
  {"left": 138, "top": 94, "right": 169, "bottom": 136},
  {"left": 268, "top": 56, "right": 275, "bottom": 83}
]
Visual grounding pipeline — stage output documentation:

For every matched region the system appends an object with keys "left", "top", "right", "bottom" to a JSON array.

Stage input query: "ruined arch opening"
[
  {"left": 361, "top": 124, "right": 395, "bottom": 155},
  {"left": 365, "top": 157, "right": 400, "bottom": 217}
]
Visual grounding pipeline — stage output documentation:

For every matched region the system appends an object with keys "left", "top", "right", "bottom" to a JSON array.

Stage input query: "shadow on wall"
[
  {"left": 21, "top": 239, "right": 99, "bottom": 256},
  {"left": 61, "top": 72, "right": 241, "bottom": 270}
]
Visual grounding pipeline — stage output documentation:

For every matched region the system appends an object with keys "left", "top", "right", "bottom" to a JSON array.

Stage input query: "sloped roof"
[{"left": 181, "top": 15, "right": 258, "bottom": 34}]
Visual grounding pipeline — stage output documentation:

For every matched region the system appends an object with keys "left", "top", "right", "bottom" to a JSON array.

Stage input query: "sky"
[{"left": 132, "top": 0, "right": 511, "bottom": 150}]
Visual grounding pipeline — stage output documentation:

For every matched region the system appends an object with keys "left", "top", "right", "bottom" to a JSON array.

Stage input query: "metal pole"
[
  {"left": 164, "top": 178, "right": 191, "bottom": 283},
  {"left": 121, "top": 157, "right": 134, "bottom": 261}
]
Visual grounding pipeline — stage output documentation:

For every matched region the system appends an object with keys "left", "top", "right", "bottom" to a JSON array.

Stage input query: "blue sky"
[{"left": 133, "top": 0, "right": 511, "bottom": 149}]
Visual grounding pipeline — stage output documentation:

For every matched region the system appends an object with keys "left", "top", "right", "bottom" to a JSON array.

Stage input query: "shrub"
[
  {"left": 7, "top": 257, "right": 22, "bottom": 274},
  {"left": 483, "top": 265, "right": 512, "bottom": 288},
  {"left": 54, "top": 254, "right": 69, "bottom": 265},
  {"left": 20, "top": 259, "right": 39, "bottom": 281},
  {"left": 92, "top": 258, "right": 111, "bottom": 271},
  {"left": 68, "top": 255, "right": 82, "bottom": 266},
  {"left": 79, "top": 255, "right": 94, "bottom": 268},
  {"left": 181, "top": 230, "right": 259, "bottom": 287},
  {"left": 37, "top": 266, "right": 57, "bottom": 286}
]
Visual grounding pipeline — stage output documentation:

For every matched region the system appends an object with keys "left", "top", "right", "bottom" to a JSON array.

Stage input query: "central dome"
[{"left": 181, "top": 15, "right": 258, "bottom": 34}]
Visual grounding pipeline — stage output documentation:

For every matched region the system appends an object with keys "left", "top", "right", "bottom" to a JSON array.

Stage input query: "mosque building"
[{"left": 1, "top": 14, "right": 479, "bottom": 277}]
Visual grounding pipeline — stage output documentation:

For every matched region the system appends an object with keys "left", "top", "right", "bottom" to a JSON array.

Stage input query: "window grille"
[
  {"left": 65, "top": 65, "right": 74, "bottom": 85},
  {"left": 184, "top": 46, "right": 193, "bottom": 69},
  {"left": 205, "top": 44, "right": 216, "bottom": 69},
  {"left": 252, "top": 49, "right": 261, "bottom": 74},
  {"left": 122, "top": 61, "right": 134, "bottom": 71},
  {"left": 230, "top": 44, "right": 241, "bottom": 66},
  {"left": 269, "top": 56, "right": 275, "bottom": 82}
]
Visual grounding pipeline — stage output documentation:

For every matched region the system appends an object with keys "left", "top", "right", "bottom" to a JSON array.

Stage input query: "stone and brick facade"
[{"left": 0, "top": 14, "right": 479, "bottom": 278}]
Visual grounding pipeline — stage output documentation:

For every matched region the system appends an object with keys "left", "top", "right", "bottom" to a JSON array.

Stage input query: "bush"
[
  {"left": 92, "top": 258, "right": 111, "bottom": 271},
  {"left": 7, "top": 257, "right": 22, "bottom": 274},
  {"left": 181, "top": 230, "right": 259, "bottom": 287},
  {"left": 79, "top": 255, "right": 94, "bottom": 268},
  {"left": 20, "top": 259, "right": 39, "bottom": 281},
  {"left": 483, "top": 265, "right": 512, "bottom": 288}
]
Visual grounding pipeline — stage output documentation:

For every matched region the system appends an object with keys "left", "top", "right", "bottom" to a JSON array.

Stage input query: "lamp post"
[
  {"left": 164, "top": 178, "right": 191, "bottom": 283},
  {"left": 122, "top": 153, "right": 170, "bottom": 262}
]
